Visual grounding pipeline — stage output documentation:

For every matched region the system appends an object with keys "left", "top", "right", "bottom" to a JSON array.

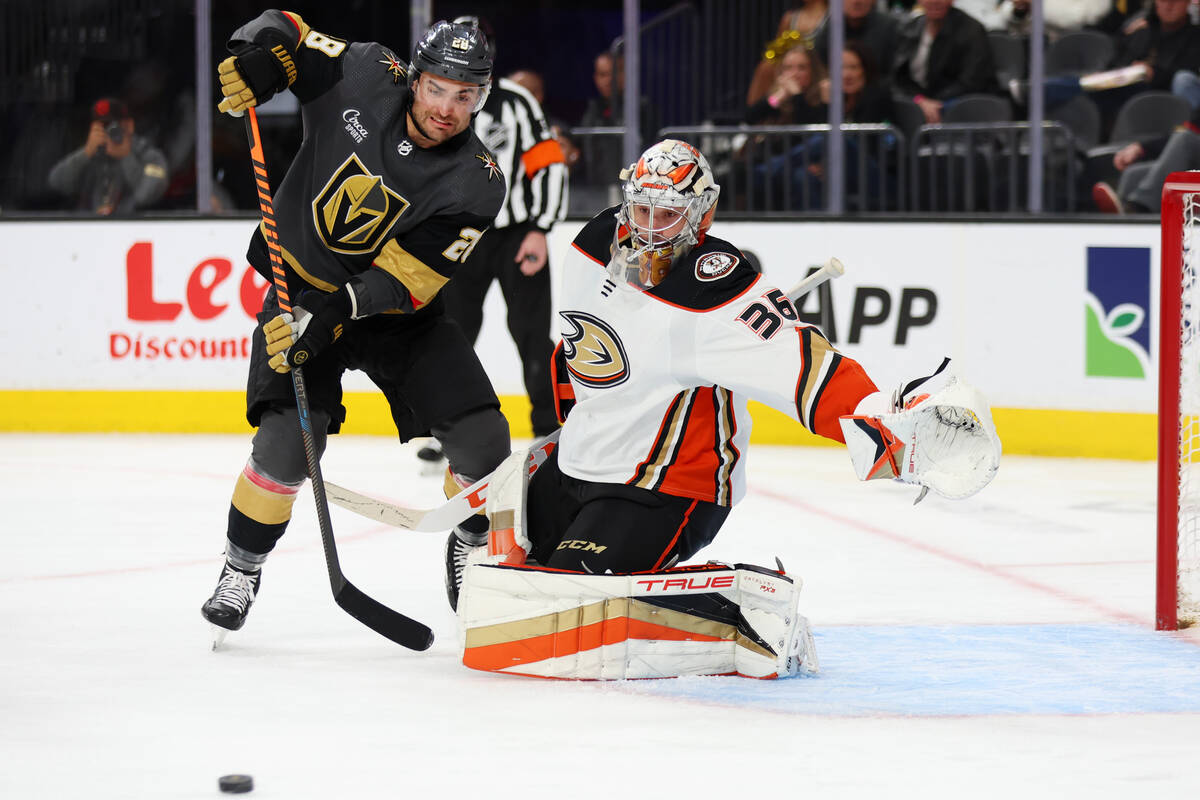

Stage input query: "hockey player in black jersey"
[{"left": 201, "top": 11, "right": 511, "bottom": 643}]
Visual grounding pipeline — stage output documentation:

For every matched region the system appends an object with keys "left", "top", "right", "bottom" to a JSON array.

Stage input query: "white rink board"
[{"left": 0, "top": 218, "right": 1160, "bottom": 412}]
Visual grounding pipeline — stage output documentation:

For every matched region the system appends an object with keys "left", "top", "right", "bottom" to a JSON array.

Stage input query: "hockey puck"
[{"left": 218, "top": 774, "right": 254, "bottom": 794}]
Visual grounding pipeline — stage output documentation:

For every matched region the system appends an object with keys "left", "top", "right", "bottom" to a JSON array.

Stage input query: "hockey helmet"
[
  {"left": 409, "top": 19, "right": 493, "bottom": 112},
  {"left": 612, "top": 139, "right": 721, "bottom": 289}
]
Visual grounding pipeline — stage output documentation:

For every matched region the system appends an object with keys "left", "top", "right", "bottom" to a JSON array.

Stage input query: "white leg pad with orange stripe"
[{"left": 457, "top": 562, "right": 818, "bottom": 680}]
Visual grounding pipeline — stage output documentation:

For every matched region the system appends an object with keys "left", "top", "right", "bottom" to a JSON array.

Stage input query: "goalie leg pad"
[{"left": 457, "top": 562, "right": 817, "bottom": 680}]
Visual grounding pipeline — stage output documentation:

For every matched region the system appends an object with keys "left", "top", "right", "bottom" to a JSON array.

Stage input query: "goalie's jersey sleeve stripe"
[
  {"left": 550, "top": 340, "right": 576, "bottom": 424},
  {"left": 630, "top": 387, "right": 740, "bottom": 505},
  {"left": 794, "top": 326, "right": 879, "bottom": 443},
  {"left": 373, "top": 239, "right": 449, "bottom": 308},
  {"left": 462, "top": 596, "right": 734, "bottom": 673}
]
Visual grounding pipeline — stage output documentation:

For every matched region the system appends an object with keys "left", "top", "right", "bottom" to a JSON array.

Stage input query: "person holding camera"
[{"left": 47, "top": 97, "right": 168, "bottom": 215}]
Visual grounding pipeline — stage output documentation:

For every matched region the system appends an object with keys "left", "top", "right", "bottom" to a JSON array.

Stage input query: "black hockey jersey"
[{"left": 231, "top": 11, "right": 506, "bottom": 316}]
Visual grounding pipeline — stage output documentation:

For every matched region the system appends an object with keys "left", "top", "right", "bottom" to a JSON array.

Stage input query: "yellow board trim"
[{"left": 0, "top": 391, "right": 1158, "bottom": 460}]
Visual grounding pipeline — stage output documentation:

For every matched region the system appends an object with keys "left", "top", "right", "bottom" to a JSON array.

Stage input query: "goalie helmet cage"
[{"left": 1158, "top": 170, "right": 1200, "bottom": 630}]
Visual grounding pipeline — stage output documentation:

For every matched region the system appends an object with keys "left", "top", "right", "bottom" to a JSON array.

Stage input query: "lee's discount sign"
[
  {"left": 3, "top": 220, "right": 271, "bottom": 390},
  {"left": 115, "top": 240, "right": 268, "bottom": 362}
]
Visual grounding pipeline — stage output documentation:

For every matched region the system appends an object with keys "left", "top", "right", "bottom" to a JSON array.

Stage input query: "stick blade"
[
  {"left": 326, "top": 481, "right": 428, "bottom": 530},
  {"left": 336, "top": 582, "right": 434, "bottom": 651}
]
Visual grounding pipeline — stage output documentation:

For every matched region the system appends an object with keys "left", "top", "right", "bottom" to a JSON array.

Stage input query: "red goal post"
[{"left": 1158, "top": 171, "right": 1200, "bottom": 630}]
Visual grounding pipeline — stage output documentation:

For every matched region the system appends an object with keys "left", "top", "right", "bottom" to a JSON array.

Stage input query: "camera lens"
[{"left": 105, "top": 121, "right": 124, "bottom": 145}]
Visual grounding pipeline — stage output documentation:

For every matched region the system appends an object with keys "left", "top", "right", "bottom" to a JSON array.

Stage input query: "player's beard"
[{"left": 408, "top": 103, "right": 468, "bottom": 147}]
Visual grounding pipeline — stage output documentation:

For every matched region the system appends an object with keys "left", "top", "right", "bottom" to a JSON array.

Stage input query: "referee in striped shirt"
[{"left": 441, "top": 19, "right": 569, "bottom": 441}]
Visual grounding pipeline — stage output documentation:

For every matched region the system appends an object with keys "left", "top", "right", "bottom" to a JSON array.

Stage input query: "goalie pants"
[
  {"left": 227, "top": 287, "right": 510, "bottom": 557},
  {"left": 524, "top": 450, "right": 730, "bottom": 573}
]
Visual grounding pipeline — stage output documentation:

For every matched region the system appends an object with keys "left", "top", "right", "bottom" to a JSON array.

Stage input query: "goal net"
[{"left": 1158, "top": 171, "right": 1200, "bottom": 630}]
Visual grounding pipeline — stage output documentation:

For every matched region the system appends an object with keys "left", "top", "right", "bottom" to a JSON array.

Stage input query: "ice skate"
[
  {"left": 444, "top": 527, "right": 486, "bottom": 611},
  {"left": 201, "top": 560, "right": 262, "bottom": 647}
]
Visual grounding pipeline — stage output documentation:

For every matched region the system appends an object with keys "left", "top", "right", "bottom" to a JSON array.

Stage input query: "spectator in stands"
[
  {"left": 1173, "top": 68, "right": 1200, "bottom": 108},
  {"left": 822, "top": 41, "right": 898, "bottom": 125},
  {"left": 995, "top": 0, "right": 1112, "bottom": 40},
  {"left": 744, "top": 44, "right": 828, "bottom": 125},
  {"left": 810, "top": 42, "right": 901, "bottom": 207},
  {"left": 1092, "top": 106, "right": 1200, "bottom": 212},
  {"left": 813, "top": 0, "right": 901, "bottom": 73},
  {"left": 578, "top": 51, "right": 657, "bottom": 187},
  {"left": 47, "top": 97, "right": 168, "bottom": 215},
  {"left": 747, "top": 1, "right": 832, "bottom": 106},
  {"left": 892, "top": 0, "right": 1001, "bottom": 123},
  {"left": 1010, "top": 0, "right": 1200, "bottom": 119},
  {"left": 955, "top": 0, "right": 1008, "bottom": 29}
]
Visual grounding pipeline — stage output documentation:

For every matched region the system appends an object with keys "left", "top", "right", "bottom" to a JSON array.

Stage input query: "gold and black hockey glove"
[
  {"left": 217, "top": 42, "right": 297, "bottom": 116},
  {"left": 263, "top": 287, "right": 352, "bottom": 373}
]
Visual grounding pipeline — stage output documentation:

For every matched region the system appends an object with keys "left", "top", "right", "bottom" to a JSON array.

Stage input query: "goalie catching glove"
[
  {"left": 840, "top": 358, "right": 1001, "bottom": 501},
  {"left": 263, "top": 286, "right": 355, "bottom": 373}
]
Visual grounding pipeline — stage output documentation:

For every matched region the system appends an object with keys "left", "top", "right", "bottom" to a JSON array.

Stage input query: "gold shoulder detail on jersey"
[
  {"left": 476, "top": 152, "right": 502, "bottom": 181},
  {"left": 374, "top": 240, "right": 449, "bottom": 307},
  {"left": 377, "top": 48, "right": 406, "bottom": 84}
]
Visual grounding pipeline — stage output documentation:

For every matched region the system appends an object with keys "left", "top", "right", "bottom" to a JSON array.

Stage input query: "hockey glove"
[
  {"left": 216, "top": 42, "right": 295, "bottom": 116},
  {"left": 263, "top": 287, "right": 353, "bottom": 373},
  {"left": 839, "top": 358, "right": 1001, "bottom": 502}
]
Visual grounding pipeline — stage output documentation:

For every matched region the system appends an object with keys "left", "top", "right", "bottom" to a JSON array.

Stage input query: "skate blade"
[{"left": 210, "top": 625, "right": 229, "bottom": 650}]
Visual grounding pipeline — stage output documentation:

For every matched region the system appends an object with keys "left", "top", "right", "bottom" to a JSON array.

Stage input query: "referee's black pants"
[{"left": 442, "top": 223, "right": 559, "bottom": 437}]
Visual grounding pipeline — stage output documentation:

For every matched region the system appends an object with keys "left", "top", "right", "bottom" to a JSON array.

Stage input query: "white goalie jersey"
[{"left": 551, "top": 207, "right": 880, "bottom": 506}]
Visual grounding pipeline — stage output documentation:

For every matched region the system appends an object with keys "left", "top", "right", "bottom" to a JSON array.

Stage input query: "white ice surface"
[{"left": 2, "top": 434, "right": 1198, "bottom": 799}]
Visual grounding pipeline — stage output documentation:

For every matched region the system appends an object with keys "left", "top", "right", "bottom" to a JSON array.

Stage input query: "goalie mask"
[
  {"left": 612, "top": 139, "right": 720, "bottom": 289},
  {"left": 409, "top": 19, "right": 493, "bottom": 113}
]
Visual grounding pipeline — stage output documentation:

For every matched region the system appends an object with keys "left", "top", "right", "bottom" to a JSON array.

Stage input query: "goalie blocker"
[{"left": 457, "top": 561, "right": 818, "bottom": 680}]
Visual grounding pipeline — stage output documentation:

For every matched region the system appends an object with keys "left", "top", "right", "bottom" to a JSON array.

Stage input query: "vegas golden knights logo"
[
  {"left": 312, "top": 153, "right": 408, "bottom": 254},
  {"left": 559, "top": 310, "right": 630, "bottom": 388}
]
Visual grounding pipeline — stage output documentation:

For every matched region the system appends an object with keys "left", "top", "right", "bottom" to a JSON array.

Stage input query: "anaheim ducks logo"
[
  {"left": 559, "top": 311, "right": 630, "bottom": 388},
  {"left": 696, "top": 251, "right": 739, "bottom": 281},
  {"left": 312, "top": 153, "right": 409, "bottom": 254}
]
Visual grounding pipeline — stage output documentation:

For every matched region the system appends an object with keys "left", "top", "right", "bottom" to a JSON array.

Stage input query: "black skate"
[
  {"left": 444, "top": 528, "right": 486, "bottom": 612},
  {"left": 201, "top": 560, "right": 262, "bottom": 648},
  {"left": 416, "top": 439, "right": 446, "bottom": 477}
]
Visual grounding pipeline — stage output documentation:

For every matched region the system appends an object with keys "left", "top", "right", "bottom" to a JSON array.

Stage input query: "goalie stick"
[
  {"left": 785, "top": 257, "right": 845, "bottom": 305},
  {"left": 242, "top": 108, "right": 433, "bottom": 651},
  {"left": 325, "top": 431, "right": 561, "bottom": 532}
]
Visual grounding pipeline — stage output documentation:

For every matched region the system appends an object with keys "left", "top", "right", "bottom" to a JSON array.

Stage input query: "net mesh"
[{"left": 1177, "top": 192, "right": 1200, "bottom": 627}]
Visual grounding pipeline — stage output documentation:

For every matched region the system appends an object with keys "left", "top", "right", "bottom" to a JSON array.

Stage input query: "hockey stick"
[
  {"left": 242, "top": 108, "right": 433, "bottom": 651},
  {"left": 785, "top": 257, "right": 845, "bottom": 305},
  {"left": 325, "top": 431, "right": 561, "bottom": 532}
]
